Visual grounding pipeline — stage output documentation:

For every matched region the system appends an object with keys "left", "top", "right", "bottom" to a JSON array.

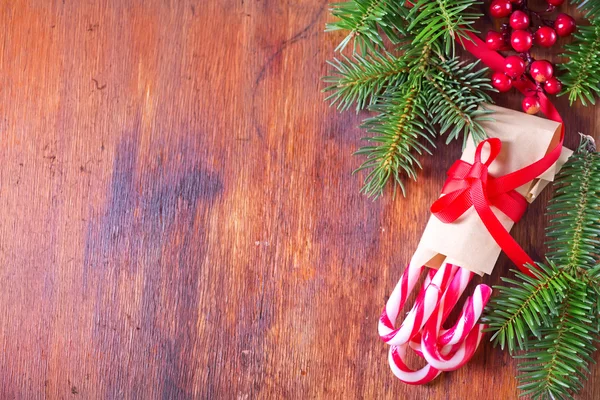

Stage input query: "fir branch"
[
  {"left": 558, "top": 23, "right": 600, "bottom": 106},
  {"left": 351, "top": 48, "right": 493, "bottom": 197},
  {"left": 483, "top": 262, "right": 569, "bottom": 353},
  {"left": 516, "top": 282, "right": 598, "bottom": 400},
  {"left": 325, "top": 0, "right": 407, "bottom": 53},
  {"left": 545, "top": 148, "right": 600, "bottom": 270},
  {"left": 355, "top": 83, "right": 435, "bottom": 197},
  {"left": 424, "top": 58, "right": 493, "bottom": 145},
  {"left": 352, "top": 43, "right": 435, "bottom": 198},
  {"left": 572, "top": 0, "right": 600, "bottom": 20},
  {"left": 323, "top": 0, "right": 493, "bottom": 197},
  {"left": 408, "top": 0, "right": 482, "bottom": 53},
  {"left": 486, "top": 143, "right": 600, "bottom": 398},
  {"left": 323, "top": 51, "right": 409, "bottom": 111}
]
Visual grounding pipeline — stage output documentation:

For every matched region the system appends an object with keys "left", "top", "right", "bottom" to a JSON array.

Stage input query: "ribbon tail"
[{"left": 470, "top": 181, "right": 536, "bottom": 276}]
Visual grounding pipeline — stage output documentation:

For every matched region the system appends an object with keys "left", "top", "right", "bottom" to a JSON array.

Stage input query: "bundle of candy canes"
[
  {"left": 376, "top": 30, "right": 573, "bottom": 384},
  {"left": 379, "top": 260, "right": 491, "bottom": 384}
]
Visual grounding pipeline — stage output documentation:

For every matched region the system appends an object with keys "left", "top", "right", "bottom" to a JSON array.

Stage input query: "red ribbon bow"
[{"left": 430, "top": 138, "right": 535, "bottom": 274}]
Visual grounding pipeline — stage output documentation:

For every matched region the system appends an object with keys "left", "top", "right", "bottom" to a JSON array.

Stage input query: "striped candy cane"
[
  {"left": 420, "top": 284, "right": 492, "bottom": 371},
  {"left": 388, "top": 344, "right": 441, "bottom": 385},
  {"left": 386, "top": 265, "right": 472, "bottom": 383},
  {"left": 381, "top": 261, "right": 493, "bottom": 383},
  {"left": 378, "top": 263, "right": 425, "bottom": 340},
  {"left": 380, "top": 262, "right": 458, "bottom": 345},
  {"left": 406, "top": 266, "right": 473, "bottom": 357},
  {"left": 438, "top": 285, "right": 492, "bottom": 347}
]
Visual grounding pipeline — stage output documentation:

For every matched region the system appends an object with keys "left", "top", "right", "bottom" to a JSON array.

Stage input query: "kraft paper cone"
[{"left": 410, "top": 105, "right": 572, "bottom": 276}]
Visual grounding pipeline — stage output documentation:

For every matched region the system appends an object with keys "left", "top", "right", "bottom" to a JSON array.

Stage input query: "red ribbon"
[
  {"left": 431, "top": 138, "right": 533, "bottom": 270},
  {"left": 432, "top": 32, "right": 566, "bottom": 276}
]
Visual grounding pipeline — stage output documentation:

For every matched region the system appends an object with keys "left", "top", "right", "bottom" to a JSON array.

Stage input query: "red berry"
[
  {"left": 555, "top": 13, "right": 576, "bottom": 37},
  {"left": 492, "top": 72, "right": 513, "bottom": 92},
  {"left": 486, "top": 31, "right": 505, "bottom": 50},
  {"left": 544, "top": 77, "right": 562, "bottom": 95},
  {"left": 511, "top": 30, "right": 533, "bottom": 52},
  {"left": 534, "top": 27, "right": 557, "bottom": 47},
  {"left": 490, "top": 0, "right": 512, "bottom": 18},
  {"left": 522, "top": 96, "right": 540, "bottom": 114},
  {"left": 510, "top": 11, "right": 530, "bottom": 30},
  {"left": 546, "top": 0, "right": 565, "bottom": 6},
  {"left": 530, "top": 60, "right": 554, "bottom": 83},
  {"left": 504, "top": 55, "right": 526, "bottom": 78}
]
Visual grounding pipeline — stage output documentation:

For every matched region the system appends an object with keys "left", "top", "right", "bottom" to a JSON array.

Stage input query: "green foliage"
[
  {"left": 484, "top": 142, "right": 600, "bottom": 399},
  {"left": 407, "top": 0, "right": 481, "bottom": 54},
  {"left": 356, "top": 83, "right": 434, "bottom": 197},
  {"left": 323, "top": 50, "right": 409, "bottom": 111},
  {"left": 545, "top": 140, "right": 600, "bottom": 268},
  {"left": 424, "top": 57, "right": 493, "bottom": 145},
  {"left": 572, "top": 0, "right": 600, "bottom": 20},
  {"left": 324, "top": 0, "right": 493, "bottom": 197},
  {"left": 558, "top": 23, "right": 600, "bottom": 106},
  {"left": 517, "top": 281, "right": 598, "bottom": 400},
  {"left": 326, "top": 0, "right": 407, "bottom": 53},
  {"left": 485, "top": 262, "right": 569, "bottom": 353}
]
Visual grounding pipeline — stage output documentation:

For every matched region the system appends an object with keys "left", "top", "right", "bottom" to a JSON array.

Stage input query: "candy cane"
[
  {"left": 380, "top": 262, "right": 458, "bottom": 345},
  {"left": 438, "top": 285, "right": 491, "bottom": 347},
  {"left": 387, "top": 265, "right": 470, "bottom": 381},
  {"left": 420, "top": 284, "right": 492, "bottom": 371},
  {"left": 421, "top": 324, "right": 487, "bottom": 372},
  {"left": 406, "top": 267, "right": 472, "bottom": 357},
  {"left": 388, "top": 344, "right": 441, "bottom": 385},
  {"left": 379, "top": 267, "right": 436, "bottom": 341},
  {"left": 378, "top": 263, "right": 425, "bottom": 340},
  {"left": 383, "top": 263, "right": 456, "bottom": 383}
]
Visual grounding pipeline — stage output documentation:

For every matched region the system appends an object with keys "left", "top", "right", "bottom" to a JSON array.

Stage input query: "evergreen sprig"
[
  {"left": 572, "top": 0, "right": 600, "bottom": 20},
  {"left": 424, "top": 57, "right": 493, "bottom": 145},
  {"left": 356, "top": 81, "right": 434, "bottom": 197},
  {"left": 558, "top": 22, "right": 600, "bottom": 106},
  {"left": 517, "top": 281, "right": 598, "bottom": 400},
  {"left": 484, "top": 140, "right": 600, "bottom": 399},
  {"left": 485, "top": 262, "right": 570, "bottom": 353},
  {"left": 326, "top": 0, "right": 407, "bottom": 53},
  {"left": 407, "top": 0, "right": 481, "bottom": 53},
  {"left": 347, "top": 50, "right": 493, "bottom": 197},
  {"left": 324, "top": 0, "right": 493, "bottom": 197},
  {"left": 323, "top": 50, "right": 410, "bottom": 111},
  {"left": 545, "top": 144, "right": 600, "bottom": 268}
]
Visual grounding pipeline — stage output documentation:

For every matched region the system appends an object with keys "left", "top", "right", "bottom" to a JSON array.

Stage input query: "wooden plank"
[{"left": 0, "top": 0, "right": 598, "bottom": 398}]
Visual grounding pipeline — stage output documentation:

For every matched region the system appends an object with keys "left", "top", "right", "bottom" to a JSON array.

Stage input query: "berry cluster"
[{"left": 485, "top": 0, "right": 576, "bottom": 114}]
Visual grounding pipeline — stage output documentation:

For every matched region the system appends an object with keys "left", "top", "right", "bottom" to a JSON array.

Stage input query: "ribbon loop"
[{"left": 476, "top": 137, "right": 502, "bottom": 166}]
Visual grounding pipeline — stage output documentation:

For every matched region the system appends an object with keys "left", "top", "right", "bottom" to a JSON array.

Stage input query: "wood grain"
[{"left": 0, "top": 1, "right": 598, "bottom": 399}]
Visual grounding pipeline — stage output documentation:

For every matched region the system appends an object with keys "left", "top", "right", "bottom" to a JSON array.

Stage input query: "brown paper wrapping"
[{"left": 410, "top": 105, "right": 572, "bottom": 276}]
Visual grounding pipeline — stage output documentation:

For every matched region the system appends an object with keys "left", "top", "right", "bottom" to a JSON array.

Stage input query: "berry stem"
[{"left": 517, "top": 0, "right": 555, "bottom": 28}]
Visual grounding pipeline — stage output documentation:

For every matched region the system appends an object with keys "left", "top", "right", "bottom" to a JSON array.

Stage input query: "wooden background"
[{"left": 1, "top": 1, "right": 598, "bottom": 399}]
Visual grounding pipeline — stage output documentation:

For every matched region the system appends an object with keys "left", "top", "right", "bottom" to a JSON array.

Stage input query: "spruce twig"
[
  {"left": 572, "top": 0, "right": 600, "bottom": 20},
  {"left": 323, "top": 0, "right": 493, "bottom": 197},
  {"left": 323, "top": 50, "right": 410, "bottom": 111},
  {"left": 558, "top": 22, "right": 600, "bottom": 106}
]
